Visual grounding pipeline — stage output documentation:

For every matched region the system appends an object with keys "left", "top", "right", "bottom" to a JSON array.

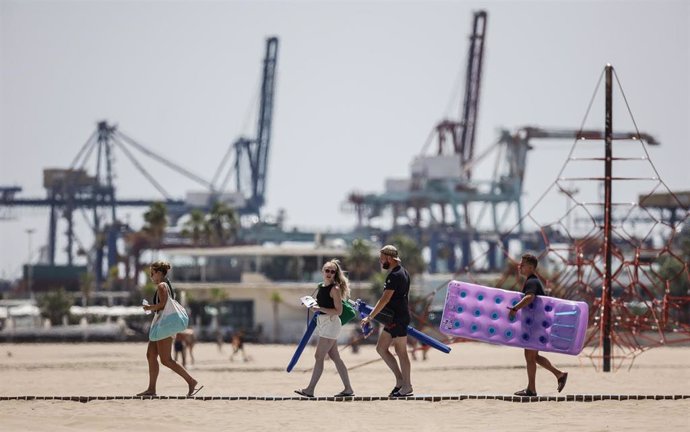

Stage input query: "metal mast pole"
[{"left": 602, "top": 64, "right": 614, "bottom": 372}]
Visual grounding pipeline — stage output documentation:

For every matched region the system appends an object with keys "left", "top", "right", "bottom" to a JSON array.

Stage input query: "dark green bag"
[{"left": 339, "top": 300, "right": 356, "bottom": 325}]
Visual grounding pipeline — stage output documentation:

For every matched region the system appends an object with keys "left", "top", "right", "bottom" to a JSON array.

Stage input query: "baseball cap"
[{"left": 380, "top": 245, "right": 401, "bottom": 261}]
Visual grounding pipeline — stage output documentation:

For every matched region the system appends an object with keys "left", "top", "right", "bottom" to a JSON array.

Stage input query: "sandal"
[
  {"left": 388, "top": 386, "right": 401, "bottom": 397},
  {"left": 187, "top": 385, "right": 204, "bottom": 397},
  {"left": 294, "top": 389, "right": 315, "bottom": 398},
  {"left": 334, "top": 391, "right": 355, "bottom": 397},
  {"left": 514, "top": 389, "right": 537, "bottom": 397},
  {"left": 557, "top": 373, "right": 568, "bottom": 393}
]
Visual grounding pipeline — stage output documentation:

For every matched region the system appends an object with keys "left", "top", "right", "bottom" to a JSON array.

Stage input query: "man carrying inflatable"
[
  {"left": 510, "top": 253, "right": 569, "bottom": 396},
  {"left": 360, "top": 245, "right": 414, "bottom": 397}
]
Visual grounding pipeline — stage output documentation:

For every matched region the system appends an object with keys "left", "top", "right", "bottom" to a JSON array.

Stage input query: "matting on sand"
[{"left": 1, "top": 394, "right": 688, "bottom": 403}]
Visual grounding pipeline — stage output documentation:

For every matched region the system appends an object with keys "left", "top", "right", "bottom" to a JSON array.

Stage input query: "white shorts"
[{"left": 316, "top": 314, "right": 341, "bottom": 340}]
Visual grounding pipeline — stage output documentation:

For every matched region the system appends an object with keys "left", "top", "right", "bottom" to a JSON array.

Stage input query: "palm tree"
[
  {"left": 206, "top": 202, "right": 239, "bottom": 246},
  {"left": 346, "top": 239, "right": 375, "bottom": 282},
  {"left": 143, "top": 202, "right": 168, "bottom": 250},
  {"left": 181, "top": 209, "right": 208, "bottom": 246}
]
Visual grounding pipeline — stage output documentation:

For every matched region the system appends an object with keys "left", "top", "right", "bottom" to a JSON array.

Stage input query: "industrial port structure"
[
  {"left": 0, "top": 12, "right": 684, "bottom": 284},
  {"left": 0, "top": 11, "right": 688, "bottom": 371}
]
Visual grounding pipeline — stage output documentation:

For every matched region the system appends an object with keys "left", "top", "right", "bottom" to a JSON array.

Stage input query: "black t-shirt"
[
  {"left": 316, "top": 282, "right": 336, "bottom": 309},
  {"left": 383, "top": 265, "right": 411, "bottom": 321},
  {"left": 522, "top": 274, "right": 545, "bottom": 297}
]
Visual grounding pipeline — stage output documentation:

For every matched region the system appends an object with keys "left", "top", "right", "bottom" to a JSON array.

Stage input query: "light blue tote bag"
[{"left": 149, "top": 293, "right": 189, "bottom": 341}]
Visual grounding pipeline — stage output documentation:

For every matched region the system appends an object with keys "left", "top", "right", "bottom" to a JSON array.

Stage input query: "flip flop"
[
  {"left": 388, "top": 386, "right": 401, "bottom": 397},
  {"left": 187, "top": 385, "right": 204, "bottom": 397},
  {"left": 294, "top": 389, "right": 315, "bottom": 398},
  {"left": 391, "top": 390, "right": 414, "bottom": 398},
  {"left": 557, "top": 372, "right": 568, "bottom": 393},
  {"left": 136, "top": 391, "right": 156, "bottom": 397},
  {"left": 334, "top": 391, "right": 355, "bottom": 397},
  {"left": 514, "top": 388, "right": 537, "bottom": 397}
]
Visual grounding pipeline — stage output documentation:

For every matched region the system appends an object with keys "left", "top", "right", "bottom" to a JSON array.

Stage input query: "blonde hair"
[
  {"left": 151, "top": 260, "right": 172, "bottom": 275},
  {"left": 324, "top": 259, "right": 350, "bottom": 300}
]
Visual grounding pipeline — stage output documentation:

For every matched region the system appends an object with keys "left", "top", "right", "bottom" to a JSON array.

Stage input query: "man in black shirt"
[
  {"left": 360, "top": 245, "right": 413, "bottom": 397},
  {"left": 509, "top": 253, "right": 568, "bottom": 396}
]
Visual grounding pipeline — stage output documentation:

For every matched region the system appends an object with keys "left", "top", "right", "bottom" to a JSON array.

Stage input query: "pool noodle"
[
  {"left": 356, "top": 300, "right": 451, "bottom": 354},
  {"left": 286, "top": 313, "right": 318, "bottom": 372}
]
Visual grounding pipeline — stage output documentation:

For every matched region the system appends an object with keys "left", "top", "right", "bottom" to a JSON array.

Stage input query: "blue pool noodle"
[
  {"left": 286, "top": 313, "right": 318, "bottom": 372},
  {"left": 356, "top": 300, "right": 451, "bottom": 354}
]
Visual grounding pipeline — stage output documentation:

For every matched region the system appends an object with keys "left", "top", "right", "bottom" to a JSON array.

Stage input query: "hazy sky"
[{"left": 1, "top": 0, "right": 688, "bottom": 279}]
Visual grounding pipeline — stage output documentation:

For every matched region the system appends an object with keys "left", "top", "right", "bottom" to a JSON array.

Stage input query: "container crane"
[
  {"left": 212, "top": 36, "right": 279, "bottom": 218},
  {"left": 1, "top": 120, "right": 213, "bottom": 290},
  {"left": 345, "top": 11, "right": 659, "bottom": 273}
]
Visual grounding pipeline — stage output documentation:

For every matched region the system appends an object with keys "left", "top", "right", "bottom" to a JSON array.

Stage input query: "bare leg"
[
  {"left": 536, "top": 353, "right": 564, "bottom": 378},
  {"left": 328, "top": 342, "right": 353, "bottom": 394},
  {"left": 302, "top": 337, "right": 337, "bottom": 395},
  {"left": 157, "top": 337, "right": 199, "bottom": 396},
  {"left": 137, "top": 341, "right": 159, "bottom": 395},
  {"left": 376, "top": 331, "right": 403, "bottom": 387},
  {"left": 188, "top": 343, "right": 195, "bottom": 365},
  {"left": 392, "top": 336, "right": 412, "bottom": 394},
  {"left": 409, "top": 338, "right": 417, "bottom": 361},
  {"left": 525, "top": 349, "right": 538, "bottom": 393}
]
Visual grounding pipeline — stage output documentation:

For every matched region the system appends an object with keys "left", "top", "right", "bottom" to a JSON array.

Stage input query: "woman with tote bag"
[{"left": 136, "top": 260, "right": 203, "bottom": 397}]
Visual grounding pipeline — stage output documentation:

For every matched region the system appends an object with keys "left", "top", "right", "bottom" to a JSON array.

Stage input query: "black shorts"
[
  {"left": 383, "top": 320, "right": 409, "bottom": 338},
  {"left": 174, "top": 340, "right": 184, "bottom": 352}
]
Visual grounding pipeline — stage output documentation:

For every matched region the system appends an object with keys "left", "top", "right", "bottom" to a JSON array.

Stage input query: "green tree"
[
  {"left": 346, "top": 239, "right": 376, "bottom": 281},
  {"left": 37, "top": 288, "right": 74, "bottom": 326},
  {"left": 206, "top": 202, "right": 238, "bottom": 246},
  {"left": 386, "top": 234, "right": 426, "bottom": 277},
  {"left": 656, "top": 255, "right": 689, "bottom": 297},
  {"left": 143, "top": 202, "right": 168, "bottom": 249},
  {"left": 368, "top": 272, "right": 387, "bottom": 300},
  {"left": 140, "top": 279, "right": 157, "bottom": 303},
  {"left": 210, "top": 287, "right": 227, "bottom": 303},
  {"left": 181, "top": 209, "right": 208, "bottom": 246}
]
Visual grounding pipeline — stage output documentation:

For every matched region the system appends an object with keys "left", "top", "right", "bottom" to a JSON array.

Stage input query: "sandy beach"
[{"left": 0, "top": 341, "right": 688, "bottom": 431}]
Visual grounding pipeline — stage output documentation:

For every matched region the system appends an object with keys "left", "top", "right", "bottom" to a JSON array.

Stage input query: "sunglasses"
[{"left": 323, "top": 269, "right": 336, "bottom": 274}]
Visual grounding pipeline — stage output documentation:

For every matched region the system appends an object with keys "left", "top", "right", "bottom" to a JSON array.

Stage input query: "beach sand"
[{"left": 0, "top": 341, "right": 688, "bottom": 431}]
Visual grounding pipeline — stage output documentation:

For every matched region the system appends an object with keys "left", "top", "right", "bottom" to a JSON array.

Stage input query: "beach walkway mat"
[{"left": 1, "top": 394, "right": 688, "bottom": 403}]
